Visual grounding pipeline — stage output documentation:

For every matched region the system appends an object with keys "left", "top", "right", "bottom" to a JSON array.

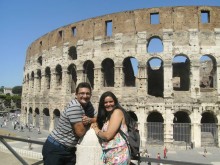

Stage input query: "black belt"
[{"left": 47, "top": 135, "right": 76, "bottom": 152}]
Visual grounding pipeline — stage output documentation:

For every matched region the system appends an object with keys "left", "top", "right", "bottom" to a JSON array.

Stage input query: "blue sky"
[{"left": 0, "top": 0, "right": 219, "bottom": 88}]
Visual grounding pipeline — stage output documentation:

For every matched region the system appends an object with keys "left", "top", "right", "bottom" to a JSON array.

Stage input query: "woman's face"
[{"left": 104, "top": 96, "right": 115, "bottom": 112}]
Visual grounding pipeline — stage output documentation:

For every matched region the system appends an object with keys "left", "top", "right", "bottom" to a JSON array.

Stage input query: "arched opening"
[
  {"left": 201, "top": 111, "right": 218, "bottom": 147},
  {"left": 45, "top": 67, "right": 51, "bottom": 89},
  {"left": 53, "top": 109, "right": 60, "bottom": 129},
  {"left": 172, "top": 55, "right": 190, "bottom": 91},
  {"left": 123, "top": 57, "right": 137, "bottom": 87},
  {"left": 43, "top": 108, "right": 50, "bottom": 130},
  {"left": 199, "top": 55, "right": 217, "bottom": 90},
  {"left": 55, "top": 64, "right": 62, "bottom": 86},
  {"left": 147, "top": 37, "right": 163, "bottom": 53},
  {"left": 83, "top": 60, "right": 94, "bottom": 88},
  {"left": 173, "top": 111, "right": 191, "bottom": 145},
  {"left": 67, "top": 64, "right": 77, "bottom": 93},
  {"left": 68, "top": 46, "right": 77, "bottom": 60},
  {"left": 147, "top": 58, "right": 164, "bottom": 97},
  {"left": 35, "top": 108, "right": 40, "bottom": 127},
  {"left": 37, "top": 56, "right": 42, "bottom": 66},
  {"left": 102, "top": 58, "right": 114, "bottom": 87},
  {"left": 31, "top": 71, "right": 34, "bottom": 89},
  {"left": 147, "top": 111, "right": 164, "bottom": 145},
  {"left": 28, "top": 107, "right": 33, "bottom": 125}
]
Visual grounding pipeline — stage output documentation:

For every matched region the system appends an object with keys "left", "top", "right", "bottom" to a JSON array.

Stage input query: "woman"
[{"left": 92, "top": 91, "right": 130, "bottom": 164}]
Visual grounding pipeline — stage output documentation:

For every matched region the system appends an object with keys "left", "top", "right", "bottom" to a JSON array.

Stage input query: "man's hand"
[{"left": 82, "top": 115, "right": 91, "bottom": 125}]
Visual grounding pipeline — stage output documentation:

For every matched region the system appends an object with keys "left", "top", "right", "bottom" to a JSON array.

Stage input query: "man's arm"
[{"left": 72, "top": 122, "right": 87, "bottom": 138}]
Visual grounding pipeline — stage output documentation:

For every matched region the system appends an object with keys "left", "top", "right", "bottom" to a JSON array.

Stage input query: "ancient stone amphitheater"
[{"left": 21, "top": 6, "right": 220, "bottom": 148}]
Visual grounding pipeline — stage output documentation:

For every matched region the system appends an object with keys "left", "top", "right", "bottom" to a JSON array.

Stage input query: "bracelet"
[{"left": 88, "top": 118, "right": 91, "bottom": 124}]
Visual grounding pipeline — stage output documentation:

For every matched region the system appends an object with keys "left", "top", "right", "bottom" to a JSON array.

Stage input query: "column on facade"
[
  {"left": 214, "top": 28, "right": 220, "bottom": 101},
  {"left": 217, "top": 65, "right": 220, "bottom": 101},
  {"left": 190, "top": 60, "right": 201, "bottom": 100},
  {"left": 40, "top": 72, "right": 46, "bottom": 95},
  {"left": 77, "top": 67, "right": 84, "bottom": 84},
  {"left": 137, "top": 60, "right": 147, "bottom": 95},
  {"left": 49, "top": 112, "right": 55, "bottom": 132},
  {"left": 62, "top": 66, "right": 70, "bottom": 94},
  {"left": 39, "top": 107, "right": 44, "bottom": 130},
  {"left": 50, "top": 68, "right": 56, "bottom": 92},
  {"left": 93, "top": 67, "right": 102, "bottom": 91},
  {"left": 114, "top": 62, "right": 123, "bottom": 88},
  {"left": 34, "top": 72, "right": 40, "bottom": 95},
  {"left": 190, "top": 104, "right": 202, "bottom": 147},
  {"left": 164, "top": 98, "right": 174, "bottom": 145},
  {"left": 28, "top": 77, "right": 32, "bottom": 97},
  {"left": 138, "top": 104, "right": 147, "bottom": 148},
  {"left": 216, "top": 110, "right": 220, "bottom": 148},
  {"left": 163, "top": 62, "right": 173, "bottom": 97}
]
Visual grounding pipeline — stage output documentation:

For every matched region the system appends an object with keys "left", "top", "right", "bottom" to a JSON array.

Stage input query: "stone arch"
[
  {"left": 146, "top": 111, "right": 164, "bottom": 145},
  {"left": 53, "top": 109, "right": 60, "bottom": 129},
  {"left": 173, "top": 111, "right": 191, "bottom": 144},
  {"left": 102, "top": 58, "right": 114, "bottom": 87},
  {"left": 35, "top": 108, "right": 40, "bottom": 127},
  {"left": 28, "top": 107, "right": 33, "bottom": 125},
  {"left": 67, "top": 64, "right": 77, "bottom": 93},
  {"left": 147, "top": 57, "right": 164, "bottom": 97},
  {"left": 147, "top": 36, "right": 163, "bottom": 53},
  {"left": 123, "top": 57, "right": 137, "bottom": 87},
  {"left": 55, "top": 64, "right": 62, "bottom": 86},
  {"left": 199, "top": 55, "right": 217, "bottom": 89},
  {"left": 43, "top": 108, "right": 50, "bottom": 130},
  {"left": 201, "top": 111, "right": 218, "bottom": 147},
  {"left": 45, "top": 67, "right": 51, "bottom": 89},
  {"left": 172, "top": 54, "right": 190, "bottom": 91},
  {"left": 83, "top": 60, "right": 94, "bottom": 88}
]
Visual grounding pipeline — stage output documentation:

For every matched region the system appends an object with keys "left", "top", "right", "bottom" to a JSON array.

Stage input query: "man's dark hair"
[{"left": 76, "top": 82, "right": 92, "bottom": 94}]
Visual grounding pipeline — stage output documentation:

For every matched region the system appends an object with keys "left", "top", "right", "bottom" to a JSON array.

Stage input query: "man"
[{"left": 42, "top": 82, "right": 95, "bottom": 165}]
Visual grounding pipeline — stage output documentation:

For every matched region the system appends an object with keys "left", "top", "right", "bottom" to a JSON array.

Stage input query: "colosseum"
[{"left": 21, "top": 6, "right": 220, "bottom": 148}]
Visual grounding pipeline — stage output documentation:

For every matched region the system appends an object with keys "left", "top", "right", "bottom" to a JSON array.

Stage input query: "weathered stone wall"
[{"left": 22, "top": 6, "right": 220, "bottom": 148}]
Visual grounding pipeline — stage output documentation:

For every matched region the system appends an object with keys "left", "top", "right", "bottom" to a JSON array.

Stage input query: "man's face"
[{"left": 76, "top": 87, "right": 91, "bottom": 107}]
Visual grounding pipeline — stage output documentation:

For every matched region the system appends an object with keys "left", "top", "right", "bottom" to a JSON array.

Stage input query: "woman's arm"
[{"left": 92, "top": 109, "right": 124, "bottom": 141}]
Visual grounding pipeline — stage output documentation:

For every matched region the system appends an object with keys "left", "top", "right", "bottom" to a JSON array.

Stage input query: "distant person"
[
  {"left": 28, "top": 136, "right": 32, "bottom": 150},
  {"left": 91, "top": 91, "right": 130, "bottom": 164},
  {"left": 157, "top": 153, "right": 161, "bottom": 165},
  {"left": 203, "top": 147, "right": 207, "bottom": 157},
  {"left": 37, "top": 126, "right": 41, "bottom": 134},
  {"left": 163, "top": 146, "right": 167, "bottom": 159},
  {"left": 42, "top": 82, "right": 96, "bottom": 165}
]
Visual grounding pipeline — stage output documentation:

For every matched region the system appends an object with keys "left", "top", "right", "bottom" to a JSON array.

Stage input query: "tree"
[{"left": 12, "top": 86, "right": 22, "bottom": 95}]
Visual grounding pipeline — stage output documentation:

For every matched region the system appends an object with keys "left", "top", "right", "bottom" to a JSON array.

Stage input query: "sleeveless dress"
[{"left": 101, "top": 121, "right": 130, "bottom": 165}]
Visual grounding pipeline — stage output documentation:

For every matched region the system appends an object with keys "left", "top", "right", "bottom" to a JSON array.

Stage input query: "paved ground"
[{"left": 0, "top": 116, "right": 220, "bottom": 165}]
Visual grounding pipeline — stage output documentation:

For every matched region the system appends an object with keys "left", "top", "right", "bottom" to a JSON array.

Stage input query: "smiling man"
[{"left": 42, "top": 82, "right": 96, "bottom": 165}]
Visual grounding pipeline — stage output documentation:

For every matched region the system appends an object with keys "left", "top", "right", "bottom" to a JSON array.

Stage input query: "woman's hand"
[{"left": 91, "top": 123, "right": 100, "bottom": 134}]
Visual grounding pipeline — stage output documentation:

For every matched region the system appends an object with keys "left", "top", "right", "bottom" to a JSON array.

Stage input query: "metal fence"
[
  {"left": 147, "top": 122, "right": 164, "bottom": 145},
  {"left": 173, "top": 123, "right": 191, "bottom": 144},
  {"left": 201, "top": 123, "right": 218, "bottom": 146},
  {"left": 0, "top": 135, "right": 212, "bottom": 165}
]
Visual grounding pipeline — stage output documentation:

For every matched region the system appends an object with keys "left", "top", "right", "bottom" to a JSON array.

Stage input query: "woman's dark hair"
[{"left": 97, "top": 91, "right": 120, "bottom": 129}]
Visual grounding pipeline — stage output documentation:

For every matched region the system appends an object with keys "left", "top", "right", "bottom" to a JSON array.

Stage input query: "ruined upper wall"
[{"left": 26, "top": 6, "right": 220, "bottom": 60}]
